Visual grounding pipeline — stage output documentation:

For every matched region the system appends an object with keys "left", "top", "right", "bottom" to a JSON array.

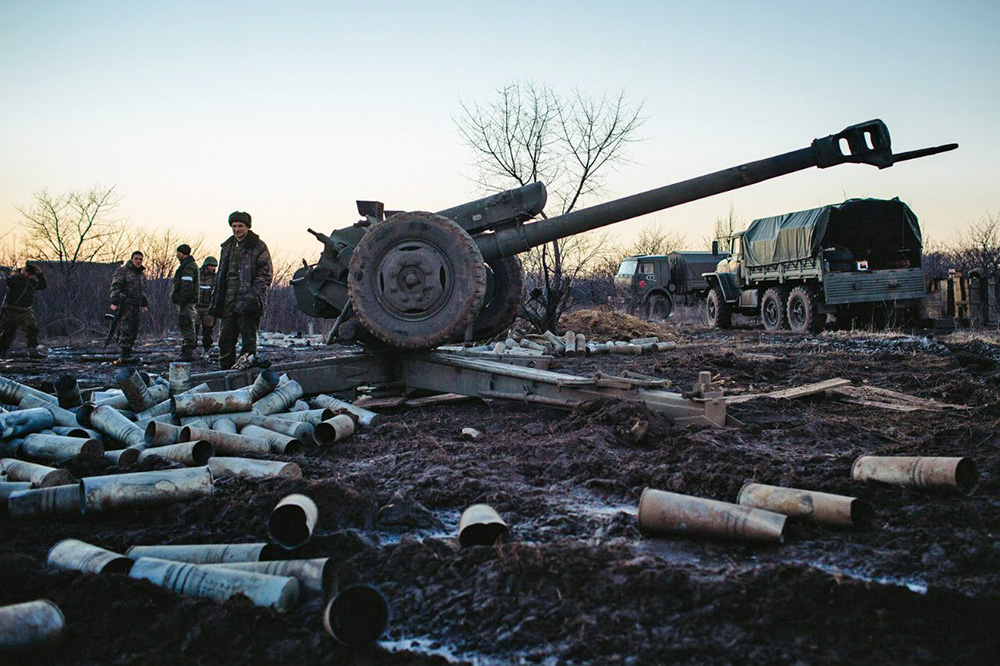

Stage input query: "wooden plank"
[
  {"left": 832, "top": 385, "right": 970, "bottom": 411},
  {"left": 724, "top": 378, "right": 851, "bottom": 404}
]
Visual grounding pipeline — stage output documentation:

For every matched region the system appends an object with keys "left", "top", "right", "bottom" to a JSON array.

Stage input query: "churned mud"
[{"left": 1, "top": 324, "right": 998, "bottom": 664}]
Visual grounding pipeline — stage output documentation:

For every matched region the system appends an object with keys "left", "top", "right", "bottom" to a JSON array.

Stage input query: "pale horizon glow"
[{"left": 1, "top": 1, "right": 997, "bottom": 267}]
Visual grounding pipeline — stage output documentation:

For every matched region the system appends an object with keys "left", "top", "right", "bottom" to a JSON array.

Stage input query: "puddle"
[
  {"left": 380, "top": 636, "right": 514, "bottom": 665},
  {"left": 807, "top": 561, "right": 929, "bottom": 594}
]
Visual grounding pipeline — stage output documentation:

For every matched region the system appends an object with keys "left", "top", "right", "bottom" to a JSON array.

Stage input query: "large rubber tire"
[
  {"left": 705, "top": 286, "right": 732, "bottom": 329},
  {"left": 349, "top": 212, "right": 487, "bottom": 349},
  {"left": 760, "top": 287, "right": 789, "bottom": 331},
  {"left": 786, "top": 285, "right": 825, "bottom": 334},
  {"left": 644, "top": 293, "right": 673, "bottom": 321},
  {"left": 470, "top": 255, "right": 525, "bottom": 340}
]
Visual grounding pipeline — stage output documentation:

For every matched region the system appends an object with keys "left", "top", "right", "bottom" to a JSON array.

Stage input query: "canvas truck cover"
[
  {"left": 742, "top": 198, "right": 922, "bottom": 268},
  {"left": 667, "top": 252, "right": 720, "bottom": 284}
]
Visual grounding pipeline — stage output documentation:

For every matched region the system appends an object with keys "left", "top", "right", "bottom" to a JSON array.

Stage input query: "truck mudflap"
[
  {"left": 706, "top": 273, "right": 741, "bottom": 302},
  {"left": 822, "top": 268, "right": 926, "bottom": 305}
]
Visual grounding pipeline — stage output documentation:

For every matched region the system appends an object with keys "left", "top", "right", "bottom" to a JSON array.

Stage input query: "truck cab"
[{"left": 617, "top": 252, "right": 721, "bottom": 320}]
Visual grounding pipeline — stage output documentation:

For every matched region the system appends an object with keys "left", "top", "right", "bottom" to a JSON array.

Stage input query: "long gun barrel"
[{"left": 474, "top": 119, "right": 956, "bottom": 261}]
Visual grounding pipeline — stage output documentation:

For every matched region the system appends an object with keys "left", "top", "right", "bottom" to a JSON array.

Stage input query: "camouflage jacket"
[
  {"left": 198, "top": 265, "right": 218, "bottom": 307},
  {"left": 209, "top": 230, "right": 272, "bottom": 317},
  {"left": 171, "top": 255, "right": 200, "bottom": 305},
  {"left": 2, "top": 271, "right": 46, "bottom": 309},
  {"left": 110, "top": 262, "right": 148, "bottom": 307}
]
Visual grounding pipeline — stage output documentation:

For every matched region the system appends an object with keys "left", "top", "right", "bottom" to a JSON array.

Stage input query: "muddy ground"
[{"left": 1, "top": 321, "right": 998, "bottom": 664}]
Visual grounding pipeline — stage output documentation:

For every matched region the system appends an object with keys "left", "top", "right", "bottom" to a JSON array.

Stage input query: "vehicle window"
[
  {"left": 617, "top": 259, "right": 638, "bottom": 276},
  {"left": 639, "top": 262, "right": 656, "bottom": 274},
  {"left": 731, "top": 238, "right": 742, "bottom": 256}
]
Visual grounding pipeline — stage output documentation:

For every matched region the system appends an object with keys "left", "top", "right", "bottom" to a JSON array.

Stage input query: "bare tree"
[
  {"left": 624, "top": 223, "right": 686, "bottom": 257},
  {"left": 16, "top": 185, "right": 135, "bottom": 275},
  {"left": 702, "top": 203, "right": 742, "bottom": 248},
  {"left": 456, "top": 81, "right": 645, "bottom": 332}
]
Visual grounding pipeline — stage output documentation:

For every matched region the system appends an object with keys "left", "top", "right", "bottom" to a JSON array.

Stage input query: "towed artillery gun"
[{"left": 294, "top": 119, "right": 955, "bottom": 349}]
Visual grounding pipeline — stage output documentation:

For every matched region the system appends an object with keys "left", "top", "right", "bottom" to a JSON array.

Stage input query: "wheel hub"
[{"left": 376, "top": 242, "right": 449, "bottom": 317}]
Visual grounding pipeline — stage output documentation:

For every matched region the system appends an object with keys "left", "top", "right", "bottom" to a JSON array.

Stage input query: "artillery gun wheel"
[
  {"left": 760, "top": 287, "right": 788, "bottom": 331},
  {"left": 786, "top": 285, "right": 825, "bottom": 334},
  {"left": 644, "top": 294, "right": 673, "bottom": 321},
  {"left": 705, "top": 286, "right": 732, "bottom": 329},
  {"left": 349, "top": 212, "right": 487, "bottom": 349},
  {"left": 470, "top": 255, "right": 525, "bottom": 340}
]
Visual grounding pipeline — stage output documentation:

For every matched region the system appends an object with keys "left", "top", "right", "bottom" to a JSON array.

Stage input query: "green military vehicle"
[
  {"left": 616, "top": 252, "right": 720, "bottom": 319},
  {"left": 703, "top": 198, "right": 925, "bottom": 333}
]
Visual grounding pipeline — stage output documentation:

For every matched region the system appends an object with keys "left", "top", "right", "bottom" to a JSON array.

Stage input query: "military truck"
[
  {"left": 616, "top": 252, "right": 720, "bottom": 319},
  {"left": 703, "top": 198, "right": 926, "bottom": 333}
]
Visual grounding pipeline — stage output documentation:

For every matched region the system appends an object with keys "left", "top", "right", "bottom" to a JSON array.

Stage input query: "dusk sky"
[{"left": 1, "top": 1, "right": 996, "bottom": 267}]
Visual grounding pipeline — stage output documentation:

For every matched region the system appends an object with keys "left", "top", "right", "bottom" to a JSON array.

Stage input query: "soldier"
[
  {"left": 209, "top": 212, "right": 272, "bottom": 370},
  {"left": 196, "top": 256, "right": 219, "bottom": 354},
  {"left": 0, "top": 263, "right": 47, "bottom": 359},
  {"left": 109, "top": 251, "right": 148, "bottom": 364},
  {"left": 171, "top": 244, "right": 200, "bottom": 361}
]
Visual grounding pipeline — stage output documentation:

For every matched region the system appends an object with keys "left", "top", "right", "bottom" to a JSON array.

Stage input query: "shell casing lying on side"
[
  {"left": 129, "top": 557, "right": 299, "bottom": 611},
  {"left": 207, "top": 457, "right": 302, "bottom": 481},
  {"left": 458, "top": 504, "right": 510, "bottom": 547},
  {"left": 851, "top": 456, "right": 979, "bottom": 496},
  {"left": 638, "top": 488, "right": 786, "bottom": 543},
  {"left": 7, "top": 484, "right": 83, "bottom": 520},
  {"left": 268, "top": 493, "right": 319, "bottom": 549},
  {"left": 0, "top": 599, "right": 65, "bottom": 649},
  {"left": 47, "top": 538, "right": 133, "bottom": 574},
  {"left": 180, "top": 426, "right": 270, "bottom": 455},
  {"left": 737, "top": 483, "right": 875, "bottom": 528},
  {"left": 81, "top": 466, "right": 213, "bottom": 513},
  {"left": 126, "top": 542, "right": 276, "bottom": 563}
]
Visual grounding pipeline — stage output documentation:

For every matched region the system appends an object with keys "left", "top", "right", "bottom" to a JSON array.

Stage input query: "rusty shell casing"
[
  {"left": 323, "top": 584, "right": 390, "bottom": 647},
  {"left": 251, "top": 380, "right": 304, "bottom": 416},
  {"left": 81, "top": 466, "right": 213, "bottom": 514},
  {"left": 137, "top": 383, "right": 210, "bottom": 420},
  {"left": 637, "top": 488, "right": 787, "bottom": 543},
  {"left": 207, "top": 457, "right": 302, "bottom": 481},
  {"left": 313, "top": 414, "right": 355, "bottom": 446},
  {"left": 20, "top": 434, "right": 103, "bottom": 462},
  {"left": 116, "top": 367, "right": 158, "bottom": 412},
  {"left": 54, "top": 375, "right": 83, "bottom": 409},
  {"left": 81, "top": 404, "right": 145, "bottom": 449},
  {"left": 851, "top": 456, "right": 979, "bottom": 496},
  {"left": 249, "top": 415, "right": 313, "bottom": 441},
  {"left": 91, "top": 390, "right": 128, "bottom": 408},
  {"left": 240, "top": 425, "right": 304, "bottom": 455},
  {"left": 47, "top": 538, "right": 132, "bottom": 574},
  {"left": 212, "top": 417, "right": 238, "bottom": 434},
  {"left": 311, "top": 396, "right": 381, "bottom": 427},
  {"left": 0, "top": 407, "right": 56, "bottom": 439},
  {"left": 0, "top": 459, "right": 76, "bottom": 488},
  {"left": 126, "top": 542, "right": 276, "bottom": 564},
  {"left": 129, "top": 557, "right": 299, "bottom": 612},
  {"left": 183, "top": 411, "right": 257, "bottom": 429},
  {"left": 271, "top": 408, "right": 327, "bottom": 425},
  {"left": 144, "top": 421, "right": 186, "bottom": 447},
  {"left": 247, "top": 370, "right": 281, "bottom": 403},
  {"left": 171, "top": 389, "right": 253, "bottom": 417},
  {"left": 268, "top": 493, "right": 319, "bottom": 549},
  {"left": 203, "top": 558, "right": 334, "bottom": 598},
  {"left": 19, "top": 394, "right": 79, "bottom": 428},
  {"left": 737, "top": 483, "right": 875, "bottom": 529},
  {"left": 180, "top": 426, "right": 270, "bottom": 455},
  {"left": 138, "top": 440, "right": 214, "bottom": 467},
  {"left": 458, "top": 504, "right": 510, "bottom": 547},
  {"left": 168, "top": 362, "right": 191, "bottom": 395},
  {"left": 104, "top": 448, "right": 140, "bottom": 466},
  {"left": 0, "top": 599, "right": 65, "bottom": 649},
  {"left": 7, "top": 484, "right": 83, "bottom": 519},
  {"left": 0, "top": 375, "right": 58, "bottom": 406},
  {"left": 575, "top": 333, "right": 586, "bottom": 355},
  {"left": 288, "top": 400, "right": 311, "bottom": 412},
  {"left": 51, "top": 425, "right": 99, "bottom": 439}
]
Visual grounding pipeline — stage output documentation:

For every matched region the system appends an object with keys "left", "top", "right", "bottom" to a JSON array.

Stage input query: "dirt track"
[{"left": 1, "top": 323, "right": 998, "bottom": 664}]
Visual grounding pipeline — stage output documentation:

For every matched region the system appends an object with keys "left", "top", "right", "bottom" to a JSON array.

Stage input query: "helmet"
[{"left": 203, "top": 256, "right": 218, "bottom": 267}]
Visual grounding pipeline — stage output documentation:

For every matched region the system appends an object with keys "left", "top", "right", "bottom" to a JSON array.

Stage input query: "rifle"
[{"left": 104, "top": 310, "right": 122, "bottom": 349}]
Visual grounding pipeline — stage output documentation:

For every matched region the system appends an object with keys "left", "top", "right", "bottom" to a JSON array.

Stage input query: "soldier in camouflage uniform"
[
  {"left": 209, "top": 212, "right": 272, "bottom": 370},
  {"left": 171, "top": 244, "right": 200, "bottom": 361},
  {"left": 0, "top": 263, "right": 47, "bottom": 359},
  {"left": 109, "top": 251, "right": 148, "bottom": 363},
  {"left": 196, "top": 256, "right": 218, "bottom": 353}
]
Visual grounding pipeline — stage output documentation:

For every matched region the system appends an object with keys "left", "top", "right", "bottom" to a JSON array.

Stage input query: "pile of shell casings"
[
  {"left": 458, "top": 333, "right": 677, "bottom": 358},
  {"left": 1, "top": 365, "right": 377, "bottom": 520}
]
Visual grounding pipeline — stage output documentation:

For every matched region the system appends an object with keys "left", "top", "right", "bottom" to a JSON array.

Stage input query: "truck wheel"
[
  {"left": 786, "top": 286, "right": 824, "bottom": 334},
  {"left": 644, "top": 294, "right": 673, "bottom": 320},
  {"left": 760, "top": 287, "right": 788, "bottom": 331},
  {"left": 706, "top": 287, "right": 732, "bottom": 329}
]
